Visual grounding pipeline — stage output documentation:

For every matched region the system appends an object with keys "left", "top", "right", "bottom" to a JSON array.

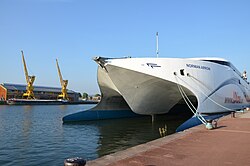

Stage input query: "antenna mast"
[{"left": 156, "top": 32, "right": 159, "bottom": 58}]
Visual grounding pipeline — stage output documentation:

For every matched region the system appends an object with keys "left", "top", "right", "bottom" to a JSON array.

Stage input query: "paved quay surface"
[{"left": 87, "top": 110, "right": 250, "bottom": 166}]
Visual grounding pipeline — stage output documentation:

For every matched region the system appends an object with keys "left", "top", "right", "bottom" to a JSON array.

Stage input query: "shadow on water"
[{"left": 63, "top": 104, "right": 193, "bottom": 157}]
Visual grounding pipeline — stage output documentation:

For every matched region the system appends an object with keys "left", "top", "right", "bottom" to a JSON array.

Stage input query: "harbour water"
[{"left": 0, "top": 104, "right": 190, "bottom": 165}]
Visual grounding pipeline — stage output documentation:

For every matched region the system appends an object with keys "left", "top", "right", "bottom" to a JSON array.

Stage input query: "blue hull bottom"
[
  {"left": 63, "top": 110, "right": 141, "bottom": 123},
  {"left": 176, "top": 113, "right": 230, "bottom": 132}
]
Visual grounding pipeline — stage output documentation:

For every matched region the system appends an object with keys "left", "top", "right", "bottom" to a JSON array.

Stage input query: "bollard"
[
  {"left": 64, "top": 157, "right": 86, "bottom": 166},
  {"left": 212, "top": 119, "right": 218, "bottom": 128},
  {"left": 231, "top": 112, "right": 235, "bottom": 118},
  {"left": 206, "top": 120, "right": 213, "bottom": 130}
]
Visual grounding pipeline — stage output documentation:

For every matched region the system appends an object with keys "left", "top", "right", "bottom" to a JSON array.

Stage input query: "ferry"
[
  {"left": 63, "top": 56, "right": 250, "bottom": 124},
  {"left": 93, "top": 56, "right": 250, "bottom": 115}
]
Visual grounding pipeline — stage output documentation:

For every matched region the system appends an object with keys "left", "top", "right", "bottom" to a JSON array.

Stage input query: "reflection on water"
[
  {"left": 63, "top": 104, "right": 193, "bottom": 158},
  {"left": 76, "top": 115, "right": 187, "bottom": 157},
  {"left": 0, "top": 104, "right": 191, "bottom": 165}
]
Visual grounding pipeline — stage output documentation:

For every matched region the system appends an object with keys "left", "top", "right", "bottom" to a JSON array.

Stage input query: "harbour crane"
[
  {"left": 56, "top": 59, "right": 69, "bottom": 101},
  {"left": 21, "top": 51, "right": 35, "bottom": 99}
]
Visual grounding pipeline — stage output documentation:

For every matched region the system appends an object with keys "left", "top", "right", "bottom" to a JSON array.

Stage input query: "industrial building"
[{"left": 0, "top": 83, "right": 80, "bottom": 101}]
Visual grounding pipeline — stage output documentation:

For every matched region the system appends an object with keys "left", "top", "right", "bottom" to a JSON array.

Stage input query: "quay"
[
  {"left": 86, "top": 110, "right": 250, "bottom": 166},
  {"left": 0, "top": 99, "right": 98, "bottom": 105}
]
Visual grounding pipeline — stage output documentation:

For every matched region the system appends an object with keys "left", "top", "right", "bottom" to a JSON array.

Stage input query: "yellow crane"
[
  {"left": 21, "top": 51, "right": 35, "bottom": 99},
  {"left": 56, "top": 59, "right": 69, "bottom": 101}
]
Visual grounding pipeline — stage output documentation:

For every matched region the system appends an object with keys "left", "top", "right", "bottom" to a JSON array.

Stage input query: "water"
[{"left": 0, "top": 104, "right": 190, "bottom": 165}]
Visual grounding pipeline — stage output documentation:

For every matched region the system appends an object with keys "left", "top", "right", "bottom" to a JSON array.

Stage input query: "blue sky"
[{"left": 1, "top": 0, "right": 250, "bottom": 95}]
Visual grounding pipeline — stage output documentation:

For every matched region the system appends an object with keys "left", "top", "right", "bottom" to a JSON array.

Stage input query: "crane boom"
[
  {"left": 56, "top": 59, "right": 69, "bottom": 101},
  {"left": 21, "top": 51, "right": 35, "bottom": 99},
  {"left": 21, "top": 50, "right": 29, "bottom": 83},
  {"left": 56, "top": 59, "right": 64, "bottom": 86}
]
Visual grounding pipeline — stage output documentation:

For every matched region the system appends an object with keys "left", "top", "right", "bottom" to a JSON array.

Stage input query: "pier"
[{"left": 86, "top": 110, "right": 250, "bottom": 166}]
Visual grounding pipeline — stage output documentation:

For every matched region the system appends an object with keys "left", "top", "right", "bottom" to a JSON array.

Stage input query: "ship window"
[
  {"left": 202, "top": 60, "right": 230, "bottom": 67},
  {"left": 180, "top": 69, "right": 185, "bottom": 76},
  {"left": 203, "top": 60, "right": 242, "bottom": 77}
]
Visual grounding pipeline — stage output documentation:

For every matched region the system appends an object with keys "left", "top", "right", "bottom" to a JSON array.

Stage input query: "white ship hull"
[{"left": 93, "top": 57, "right": 250, "bottom": 116}]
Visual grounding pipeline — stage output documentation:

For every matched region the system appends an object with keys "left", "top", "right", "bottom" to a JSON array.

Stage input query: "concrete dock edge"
[{"left": 86, "top": 110, "right": 250, "bottom": 166}]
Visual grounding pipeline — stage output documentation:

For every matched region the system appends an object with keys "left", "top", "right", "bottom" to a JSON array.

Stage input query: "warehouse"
[{"left": 0, "top": 83, "right": 80, "bottom": 101}]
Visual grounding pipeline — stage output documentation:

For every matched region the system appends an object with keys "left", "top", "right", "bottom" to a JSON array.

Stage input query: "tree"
[
  {"left": 94, "top": 93, "right": 101, "bottom": 97},
  {"left": 82, "top": 92, "right": 88, "bottom": 100},
  {"left": 78, "top": 93, "right": 82, "bottom": 98},
  {"left": 94, "top": 93, "right": 101, "bottom": 100}
]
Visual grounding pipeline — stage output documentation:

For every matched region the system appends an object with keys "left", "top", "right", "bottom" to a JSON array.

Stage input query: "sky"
[{"left": 0, "top": 0, "right": 250, "bottom": 95}]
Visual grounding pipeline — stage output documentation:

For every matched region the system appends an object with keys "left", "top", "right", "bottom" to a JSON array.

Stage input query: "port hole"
[{"left": 180, "top": 69, "right": 184, "bottom": 76}]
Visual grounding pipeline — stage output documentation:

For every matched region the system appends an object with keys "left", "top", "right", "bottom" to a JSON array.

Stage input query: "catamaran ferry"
[{"left": 63, "top": 56, "right": 250, "bottom": 125}]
